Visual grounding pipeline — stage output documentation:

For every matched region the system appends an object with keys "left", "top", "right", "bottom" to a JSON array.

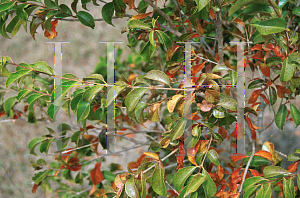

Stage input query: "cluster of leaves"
[{"left": 1, "top": 0, "right": 300, "bottom": 197}]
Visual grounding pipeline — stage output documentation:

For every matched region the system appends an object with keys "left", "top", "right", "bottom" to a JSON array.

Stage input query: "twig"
[
  {"left": 238, "top": 141, "right": 255, "bottom": 193},
  {"left": 216, "top": 0, "right": 224, "bottom": 64},
  {"left": 275, "top": 150, "right": 287, "bottom": 158},
  {"left": 199, "top": 135, "right": 213, "bottom": 169},
  {"left": 56, "top": 14, "right": 133, "bottom": 22},
  {"left": 142, "top": 148, "right": 179, "bottom": 174},
  {"left": 166, "top": 180, "right": 179, "bottom": 195},
  {"left": 144, "top": 0, "right": 181, "bottom": 36}
]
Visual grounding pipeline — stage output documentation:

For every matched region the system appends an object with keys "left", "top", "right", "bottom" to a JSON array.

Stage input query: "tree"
[{"left": 1, "top": 0, "right": 300, "bottom": 197}]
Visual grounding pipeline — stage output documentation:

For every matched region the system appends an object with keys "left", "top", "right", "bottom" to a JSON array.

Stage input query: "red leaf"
[
  {"left": 260, "top": 94, "right": 270, "bottom": 105},
  {"left": 196, "top": 20, "right": 205, "bottom": 35},
  {"left": 254, "top": 150, "right": 272, "bottom": 161},
  {"left": 0, "top": 111, "right": 6, "bottom": 118},
  {"left": 131, "top": 11, "right": 154, "bottom": 20},
  {"left": 231, "top": 153, "right": 249, "bottom": 163},
  {"left": 177, "top": 142, "right": 185, "bottom": 170},
  {"left": 192, "top": 62, "right": 205, "bottom": 76},
  {"left": 249, "top": 169, "right": 260, "bottom": 176},
  {"left": 263, "top": 43, "right": 274, "bottom": 51},
  {"left": 251, "top": 130, "right": 257, "bottom": 140},
  {"left": 248, "top": 89, "right": 262, "bottom": 104},
  {"left": 288, "top": 161, "right": 299, "bottom": 173},
  {"left": 218, "top": 126, "right": 227, "bottom": 140},
  {"left": 187, "top": 141, "right": 200, "bottom": 166},
  {"left": 44, "top": 19, "right": 58, "bottom": 39},
  {"left": 123, "top": 0, "right": 135, "bottom": 9},
  {"left": 183, "top": 19, "right": 192, "bottom": 32},
  {"left": 274, "top": 45, "right": 284, "bottom": 57},
  {"left": 251, "top": 44, "right": 263, "bottom": 51},
  {"left": 90, "top": 162, "right": 104, "bottom": 185},
  {"left": 276, "top": 85, "right": 291, "bottom": 98},
  {"left": 210, "top": 9, "right": 216, "bottom": 19},
  {"left": 32, "top": 181, "right": 42, "bottom": 193},
  {"left": 232, "top": 17, "right": 245, "bottom": 27},
  {"left": 64, "top": 157, "right": 81, "bottom": 171},
  {"left": 259, "top": 63, "right": 270, "bottom": 77}
]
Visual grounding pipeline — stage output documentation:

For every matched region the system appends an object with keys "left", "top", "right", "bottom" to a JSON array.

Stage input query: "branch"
[
  {"left": 238, "top": 141, "right": 255, "bottom": 193},
  {"left": 55, "top": 14, "right": 133, "bottom": 22},
  {"left": 216, "top": 0, "right": 224, "bottom": 64},
  {"left": 142, "top": 147, "right": 179, "bottom": 174},
  {"left": 144, "top": 0, "right": 181, "bottom": 36}
]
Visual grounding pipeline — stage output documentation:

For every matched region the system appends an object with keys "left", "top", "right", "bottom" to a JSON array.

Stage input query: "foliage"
[{"left": 1, "top": 0, "right": 300, "bottom": 197}]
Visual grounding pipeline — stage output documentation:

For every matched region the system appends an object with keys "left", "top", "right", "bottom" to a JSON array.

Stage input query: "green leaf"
[
  {"left": 77, "top": 100, "right": 90, "bottom": 123},
  {"left": 217, "top": 98, "right": 237, "bottom": 111},
  {"left": 195, "top": 0, "right": 209, "bottom": 12},
  {"left": 229, "top": 70, "right": 237, "bottom": 86},
  {"left": 283, "top": 178, "right": 295, "bottom": 198},
  {"left": 248, "top": 79, "right": 265, "bottom": 89},
  {"left": 6, "top": 69, "right": 32, "bottom": 87},
  {"left": 33, "top": 169, "right": 50, "bottom": 184},
  {"left": 103, "top": 170, "right": 116, "bottom": 182},
  {"left": 77, "top": 11, "right": 95, "bottom": 29},
  {"left": 183, "top": 173, "right": 206, "bottom": 197},
  {"left": 140, "top": 41, "right": 156, "bottom": 63},
  {"left": 290, "top": 104, "right": 300, "bottom": 127},
  {"left": 269, "top": 86, "right": 277, "bottom": 106},
  {"left": 156, "top": 30, "right": 172, "bottom": 48},
  {"left": 107, "top": 85, "right": 126, "bottom": 106},
  {"left": 170, "top": 118, "right": 187, "bottom": 141},
  {"left": 4, "top": 96, "right": 16, "bottom": 117},
  {"left": 263, "top": 166, "right": 291, "bottom": 178},
  {"left": 29, "top": 138, "right": 44, "bottom": 156},
  {"left": 27, "top": 93, "right": 46, "bottom": 112},
  {"left": 0, "top": 2, "right": 15, "bottom": 12},
  {"left": 275, "top": 104, "right": 287, "bottom": 130},
  {"left": 134, "top": 102, "right": 147, "bottom": 124},
  {"left": 6, "top": 16, "right": 20, "bottom": 33},
  {"left": 228, "top": 0, "right": 277, "bottom": 16},
  {"left": 44, "top": 0, "right": 58, "bottom": 9},
  {"left": 207, "top": 149, "right": 221, "bottom": 166},
  {"left": 144, "top": 70, "right": 170, "bottom": 85},
  {"left": 149, "top": 31, "right": 155, "bottom": 46},
  {"left": 152, "top": 162, "right": 167, "bottom": 197},
  {"left": 292, "top": 7, "right": 300, "bottom": 17},
  {"left": 75, "top": 172, "right": 83, "bottom": 184},
  {"left": 125, "top": 88, "right": 148, "bottom": 112},
  {"left": 280, "top": 58, "right": 294, "bottom": 82},
  {"left": 289, "top": 52, "right": 300, "bottom": 64},
  {"left": 202, "top": 169, "right": 217, "bottom": 198},
  {"left": 39, "top": 139, "right": 53, "bottom": 154},
  {"left": 128, "top": 19, "right": 151, "bottom": 30},
  {"left": 250, "top": 18, "right": 287, "bottom": 35},
  {"left": 244, "top": 186, "right": 259, "bottom": 198},
  {"left": 140, "top": 171, "right": 146, "bottom": 198},
  {"left": 113, "top": 0, "right": 126, "bottom": 18},
  {"left": 71, "top": 131, "right": 82, "bottom": 145},
  {"left": 82, "top": 86, "right": 103, "bottom": 103},
  {"left": 102, "top": 2, "right": 115, "bottom": 26},
  {"left": 173, "top": 166, "right": 197, "bottom": 192},
  {"left": 243, "top": 176, "right": 265, "bottom": 192},
  {"left": 287, "top": 154, "right": 300, "bottom": 161},
  {"left": 16, "top": 4, "right": 28, "bottom": 21},
  {"left": 212, "top": 64, "right": 229, "bottom": 73},
  {"left": 266, "top": 57, "right": 283, "bottom": 67}
]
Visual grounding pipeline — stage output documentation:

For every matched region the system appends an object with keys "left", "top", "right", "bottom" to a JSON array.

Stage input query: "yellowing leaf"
[
  {"left": 131, "top": 11, "right": 154, "bottom": 20},
  {"left": 143, "top": 152, "right": 159, "bottom": 160},
  {"left": 167, "top": 94, "right": 184, "bottom": 113},
  {"left": 44, "top": 19, "right": 58, "bottom": 39}
]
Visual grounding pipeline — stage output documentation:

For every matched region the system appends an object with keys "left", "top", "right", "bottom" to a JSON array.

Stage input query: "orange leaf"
[
  {"left": 246, "top": 117, "right": 262, "bottom": 130},
  {"left": 197, "top": 100, "right": 213, "bottom": 112},
  {"left": 209, "top": 9, "right": 216, "bottom": 19},
  {"left": 123, "top": 0, "right": 135, "bottom": 9},
  {"left": 288, "top": 161, "right": 299, "bottom": 173},
  {"left": 274, "top": 45, "right": 284, "bottom": 57},
  {"left": 176, "top": 142, "right": 185, "bottom": 170},
  {"left": 276, "top": 85, "right": 291, "bottom": 98},
  {"left": 251, "top": 44, "right": 263, "bottom": 51},
  {"left": 44, "top": 19, "right": 58, "bottom": 39},
  {"left": 259, "top": 63, "right": 270, "bottom": 77},
  {"left": 187, "top": 141, "right": 200, "bottom": 166},
  {"left": 32, "top": 181, "right": 42, "bottom": 193},
  {"left": 178, "top": 0, "right": 186, "bottom": 6},
  {"left": 231, "top": 153, "right": 249, "bottom": 163},
  {"left": 131, "top": 11, "right": 154, "bottom": 20},
  {"left": 217, "top": 166, "right": 224, "bottom": 180},
  {"left": 248, "top": 89, "right": 262, "bottom": 104},
  {"left": 218, "top": 126, "right": 227, "bottom": 140},
  {"left": 232, "top": 17, "right": 245, "bottom": 27},
  {"left": 196, "top": 20, "right": 205, "bottom": 35},
  {"left": 251, "top": 130, "right": 257, "bottom": 140},
  {"left": 128, "top": 73, "right": 138, "bottom": 81},
  {"left": 230, "top": 122, "right": 243, "bottom": 140},
  {"left": 229, "top": 193, "right": 241, "bottom": 198},
  {"left": 136, "top": 154, "right": 146, "bottom": 166},
  {"left": 90, "top": 162, "right": 104, "bottom": 186},
  {"left": 254, "top": 150, "right": 272, "bottom": 161},
  {"left": 260, "top": 94, "right": 270, "bottom": 105},
  {"left": 192, "top": 62, "right": 205, "bottom": 76},
  {"left": 249, "top": 169, "right": 260, "bottom": 176}
]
